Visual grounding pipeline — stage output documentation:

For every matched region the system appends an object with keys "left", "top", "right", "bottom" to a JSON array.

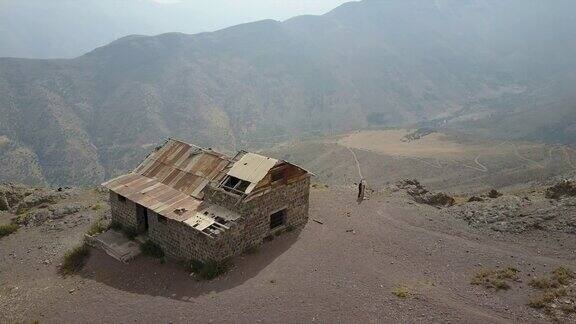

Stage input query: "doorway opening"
[{"left": 136, "top": 204, "right": 149, "bottom": 233}]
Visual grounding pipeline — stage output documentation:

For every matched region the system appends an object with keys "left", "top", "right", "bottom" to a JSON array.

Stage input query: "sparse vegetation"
[
  {"left": 552, "top": 266, "right": 575, "bottom": 285},
  {"left": 527, "top": 266, "right": 575, "bottom": 322},
  {"left": 392, "top": 285, "right": 412, "bottom": 299},
  {"left": 0, "top": 223, "right": 19, "bottom": 238},
  {"left": 140, "top": 240, "right": 164, "bottom": 258},
  {"left": 91, "top": 203, "right": 102, "bottom": 211},
  {"left": 59, "top": 243, "right": 90, "bottom": 275},
  {"left": 528, "top": 288, "right": 567, "bottom": 309},
  {"left": 190, "top": 258, "right": 233, "bottom": 280},
  {"left": 471, "top": 267, "right": 519, "bottom": 291},
  {"left": 529, "top": 277, "right": 557, "bottom": 290},
  {"left": 86, "top": 220, "right": 108, "bottom": 236}
]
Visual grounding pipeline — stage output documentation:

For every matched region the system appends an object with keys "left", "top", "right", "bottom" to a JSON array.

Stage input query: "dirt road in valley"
[{"left": 1, "top": 187, "right": 574, "bottom": 323}]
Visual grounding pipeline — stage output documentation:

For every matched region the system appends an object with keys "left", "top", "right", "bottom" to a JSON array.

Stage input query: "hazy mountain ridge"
[{"left": 1, "top": 0, "right": 575, "bottom": 185}]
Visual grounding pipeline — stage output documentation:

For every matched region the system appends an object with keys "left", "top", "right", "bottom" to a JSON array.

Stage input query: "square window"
[
  {"left": 270, "top": 209, "right": 286, "bottom": 229},
  {"left": 157, "top": 214, "right": 167, "bottom": 224},
  {"left": 222, "top": 176, "right": 251, "bottom": 194},
  {"left": 118, "top": 194, "right": 126, "bottom": 203}
]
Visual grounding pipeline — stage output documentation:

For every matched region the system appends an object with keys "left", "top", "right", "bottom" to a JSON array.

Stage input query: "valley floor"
[{"left": 1, "top": 186, "right": 575, "bottom": 323}]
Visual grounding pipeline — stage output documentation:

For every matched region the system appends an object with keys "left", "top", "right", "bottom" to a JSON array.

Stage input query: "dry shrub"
[
  {"left": 471, "top": 267, "right": 519, "bottom": 291},
  {"left": 0, "top": 223, "right": 19, "bottom": 238},
  {"left": 392, "top": 285, "right": 412, "bottom": 299},
  {"left": 59, "top": 243, "right": 90, "bottom": 275}
]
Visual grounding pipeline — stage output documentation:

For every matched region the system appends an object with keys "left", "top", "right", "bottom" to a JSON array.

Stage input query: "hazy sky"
[
  {"left": 140, "top": 0, "right": 351, "bottom": 33},
  {"left": 0, "top": 0, "right": 352, "bottom": 58}
]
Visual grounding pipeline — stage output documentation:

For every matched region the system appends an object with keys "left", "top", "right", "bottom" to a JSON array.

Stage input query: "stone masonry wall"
[
  {"left": 108, "top": 175, "right": 310, "bottom": 262},
  {"left": 109, "top": 191, "right": 138, "bottom": 229},
  {"left": 205, "top": 175, "right": 311, "bottom": 254},
  {"left": 146, "top": 210, "right": 238, "bottom": 262}
]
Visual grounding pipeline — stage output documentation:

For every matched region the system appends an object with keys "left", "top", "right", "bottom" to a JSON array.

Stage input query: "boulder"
[
  {"left": 488, "top": 189, "right": 503, "bottom": 198},
  {"left": 50, "top": 205, "right": 81, "bottom": 219}
]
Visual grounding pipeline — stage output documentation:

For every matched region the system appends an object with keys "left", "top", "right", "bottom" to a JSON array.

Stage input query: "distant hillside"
[{"left": 1, "top": 0, "right": 575, "bottom": 185}]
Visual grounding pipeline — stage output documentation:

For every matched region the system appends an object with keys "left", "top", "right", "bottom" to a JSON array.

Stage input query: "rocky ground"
[
  {"left": 389, "top": 178, "right": 576, "bottom": 235},
  {"left": 1, "top": 182, "right": 575, "bottom": 323}
]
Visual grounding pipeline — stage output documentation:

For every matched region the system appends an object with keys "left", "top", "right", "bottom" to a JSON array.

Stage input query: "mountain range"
[{"left": 1, "top": 0, "right": 575, "bottom": 185}]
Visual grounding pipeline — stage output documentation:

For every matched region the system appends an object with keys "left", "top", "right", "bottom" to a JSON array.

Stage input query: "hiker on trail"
[{"left": 357, "top": 178, "right": 366, "bottom": 201}]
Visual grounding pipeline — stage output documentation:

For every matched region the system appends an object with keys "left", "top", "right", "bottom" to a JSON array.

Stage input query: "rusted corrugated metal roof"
[
  {"left": 227, "top": 152, "right": 279, "bottom": 188},
  {"left": 134, "top": 139, "right": 230, "bottom": 199},
  {"left": 102, "top": 138, "right": 312, "bottom": 236},
  {"left": 102, "top": 173, "right": 202, "bottom": 222}
]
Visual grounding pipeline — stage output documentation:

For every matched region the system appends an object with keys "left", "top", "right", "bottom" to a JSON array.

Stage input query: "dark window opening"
[
  {"left": 118, "top": 194, "right": 126, "bottom": 203},
  {"left": 236, "top": 180, "right": 250, "bottom": 192},
  {"left": 222, "top": 176, "right": 251, "bottom": 194},
  {"left": 224, "top": 176, "right": 240, "bottom": 188},
  {"left": 157, "top": 214, "right": 167, "bottom": 224},
  {"left": 270, "top": 209, "right": 286, "bottom": 229}
]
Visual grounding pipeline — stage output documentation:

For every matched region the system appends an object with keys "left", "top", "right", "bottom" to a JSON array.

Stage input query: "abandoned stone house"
[{"left": 102, "top": 139, "right": 312, "bottom": 262}]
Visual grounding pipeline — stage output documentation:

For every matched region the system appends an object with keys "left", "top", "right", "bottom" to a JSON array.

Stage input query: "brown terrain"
[
  {"left": 1, "top": 174, "right": 575, "bottom": 323},
  {"left": 268, "top": 129, "right": 576, "bottom": 193}
]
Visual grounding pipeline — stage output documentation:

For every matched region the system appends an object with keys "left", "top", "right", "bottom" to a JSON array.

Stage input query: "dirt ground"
[
  {"left": 1, "top": 186, "right": 574, "bottom": 323},
  {"left": 338, "top": 129, "right": 469, "bottom": 157}
]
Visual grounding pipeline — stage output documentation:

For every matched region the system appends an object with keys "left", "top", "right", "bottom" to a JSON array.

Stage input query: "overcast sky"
[
  {"left": 0, "top": 0, "right": 352, "bottom": 58},
  {"left": 141, "top": 0, "right": 351, "bottom": 33}
]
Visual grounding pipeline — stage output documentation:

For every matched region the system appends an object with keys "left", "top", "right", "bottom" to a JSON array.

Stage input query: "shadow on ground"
[{"left": 79, "top": 229, "right": 302, "bottom": 301}]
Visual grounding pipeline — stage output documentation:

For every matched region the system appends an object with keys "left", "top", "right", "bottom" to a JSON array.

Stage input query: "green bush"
[
  {"left": 0, "top": 223, "right": 19, "bottom": 238},
  {"left": 192, "top": 258, "right": 233, "bottom": 280},
  {"left": 140, "top": 240, "right": 164, "bottom": 258},
  {"left": 60, "top": 243, "right": 90, "bottom": 275}
]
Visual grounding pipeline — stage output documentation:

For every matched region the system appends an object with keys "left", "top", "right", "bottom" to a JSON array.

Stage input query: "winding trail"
[{"left": 346, "top": 147, "right": 364, "bottom": 179}]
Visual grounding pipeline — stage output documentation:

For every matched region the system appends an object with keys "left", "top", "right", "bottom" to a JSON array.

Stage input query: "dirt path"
[{"left": 346, "top": 147, "right": 364, "bottom": 179}]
